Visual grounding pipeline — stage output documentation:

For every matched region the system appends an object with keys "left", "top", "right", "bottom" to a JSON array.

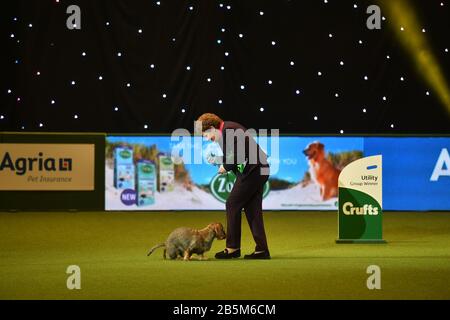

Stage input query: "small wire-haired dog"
[{"left": 147, "top": 222, "right": 226, "bottom": 261}]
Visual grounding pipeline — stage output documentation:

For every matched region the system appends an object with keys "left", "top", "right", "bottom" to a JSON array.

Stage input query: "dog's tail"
[{"left": 147, "top": 243, "right": 165, "bottom": 256}]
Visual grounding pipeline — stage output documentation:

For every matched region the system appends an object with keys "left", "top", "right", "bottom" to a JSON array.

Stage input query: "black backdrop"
[{"left": 1, "top": 0, "right": 450, "bottom": 134}]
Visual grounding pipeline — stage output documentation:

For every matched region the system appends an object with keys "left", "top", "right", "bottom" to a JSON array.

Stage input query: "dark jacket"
[{"left": 217, "top": 121, "right": 269, "bottom": 178}]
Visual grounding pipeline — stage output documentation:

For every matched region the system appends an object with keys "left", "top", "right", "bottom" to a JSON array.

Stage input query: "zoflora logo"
[
  {"left": 161, "top": 158, "right": 172, "bottom": 165},
  {"left": 0, "top": 152, "right": 72, "bottom": 176},
  {"left": 210, "top": 173, "right": 270, "bottom": 203},
  {"left": 343, "top": 202, "right": 379, "bottom": 215},
  {"left": 141, "top": 164, "right": 153, "bottom": 173},
  {"left": 119, "top": 150, "right": 132, "bottom": 159}
]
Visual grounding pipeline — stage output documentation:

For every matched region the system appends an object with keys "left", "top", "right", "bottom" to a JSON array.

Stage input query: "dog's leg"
[
  {"left": 183, "top": 250, "right": 191, "bottom": 261},
  {"left": 163, "top": 249, "right": 167, "bottom": 260}
]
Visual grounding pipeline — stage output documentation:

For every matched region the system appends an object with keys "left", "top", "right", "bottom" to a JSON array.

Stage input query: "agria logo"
[{"left": 0, "top": 152, "right": 73, "bottom": 176}]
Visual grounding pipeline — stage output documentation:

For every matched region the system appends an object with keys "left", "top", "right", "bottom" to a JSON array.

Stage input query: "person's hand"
[
  {"left": 206, "top": 154, "right": 216, "bottom": 165},
  {"left": 218, "top": 165, "right": 227, "bottom": 174}
]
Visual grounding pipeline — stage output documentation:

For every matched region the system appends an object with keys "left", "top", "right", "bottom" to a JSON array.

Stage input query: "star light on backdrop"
[{"left": 1, "top": 0, "right": 449, "bottom": 133}]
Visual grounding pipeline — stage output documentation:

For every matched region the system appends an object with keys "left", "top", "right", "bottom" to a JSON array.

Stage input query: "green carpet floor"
[{"left": 1, "top": 211, "right": 449, "bottom": 299}]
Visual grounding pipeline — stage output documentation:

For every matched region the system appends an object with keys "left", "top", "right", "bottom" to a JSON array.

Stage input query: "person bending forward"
[{"left": 197, "top": 113, "right": 271, "bottom": 259}]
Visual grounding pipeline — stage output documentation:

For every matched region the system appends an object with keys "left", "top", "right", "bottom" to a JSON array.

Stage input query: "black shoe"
[
  {"left": 215, "top": 249, "right": 241, "bottom": 259},
  {"left": 244, "top": 250, "right": 271, "bottom": 260}
]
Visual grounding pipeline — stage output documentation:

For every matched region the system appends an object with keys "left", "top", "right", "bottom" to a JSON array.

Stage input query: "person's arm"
[
  {"left": 222, "top": 129, "right": 238, "bottom": 173},
  {"left": 223, "top": 152, "right": 237, "bottom": 173}
]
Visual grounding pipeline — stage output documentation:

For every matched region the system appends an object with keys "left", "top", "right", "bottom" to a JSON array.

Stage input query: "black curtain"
[{"left": 2, "top": 0, "right": 450, "bottom": 133}]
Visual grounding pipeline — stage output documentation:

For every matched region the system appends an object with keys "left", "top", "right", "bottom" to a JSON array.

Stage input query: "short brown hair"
[{"left": 197, "top": 113, "right": 223, "bottom": 131}]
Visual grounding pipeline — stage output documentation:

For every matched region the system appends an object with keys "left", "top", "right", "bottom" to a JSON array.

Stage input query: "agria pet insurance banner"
[
  {"left": 0, "top": 143, "right": 95, "bottom": 190},
  {"left": 105, "top": 136, "right": 364, "bottom": 210}
]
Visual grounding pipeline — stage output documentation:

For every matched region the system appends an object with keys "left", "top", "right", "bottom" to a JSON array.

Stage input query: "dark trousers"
[{"left": 225, "top": 169, "right": 269, "bottom": 252}]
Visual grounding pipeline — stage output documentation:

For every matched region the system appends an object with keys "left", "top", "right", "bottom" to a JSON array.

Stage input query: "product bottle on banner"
[
  {"left": 336, "top": 155, "right": 385, "bottom": 243},
  {"left": 135, "top": 160, "right": 156, "bottom": 206},
  {"left": 158, "top": 155, "right": 174, "bottom": 193},
  {"left": 113, "top": 147, "right": 135, "bottom": 190}
]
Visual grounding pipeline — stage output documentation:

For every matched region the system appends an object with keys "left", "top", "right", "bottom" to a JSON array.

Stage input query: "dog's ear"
[{"left": 318, "top": 142, "right": 324, "bottom": 150}]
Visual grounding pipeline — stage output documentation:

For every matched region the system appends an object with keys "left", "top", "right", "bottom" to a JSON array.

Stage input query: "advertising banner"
[
  {"left": 364, "top": 137, "right": 450, "bottom": 210},
  {"left": 0, "top": 143, "right": 95, "bottom": 191},
  {"left": 105, "top": 136, "right": 450, "bottom": 211},
  {"left": 105, "top": 136, "right": 363, "bottom": 210}
]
